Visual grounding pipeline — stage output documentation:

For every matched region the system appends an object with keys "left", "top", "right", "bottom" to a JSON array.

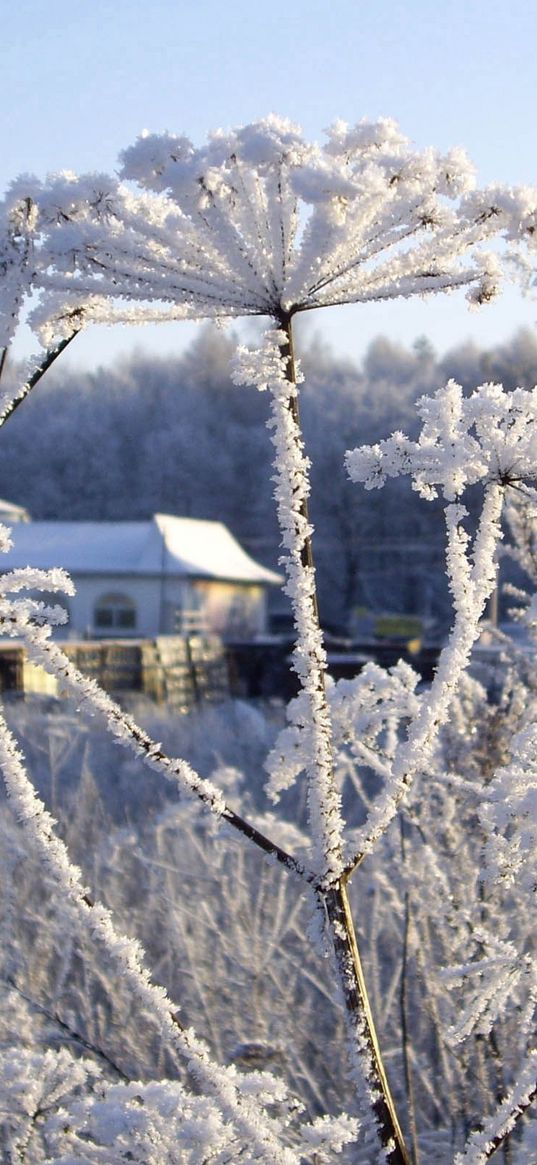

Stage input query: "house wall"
[
  {"left": 191, "top": 580, "right": 267, "bottom": 639},
  {"left": 59, "top": 575, "right": 184, "bottom": 639},
  {"left": 57, "top": 574, "right": 269, "bottom": 640}
]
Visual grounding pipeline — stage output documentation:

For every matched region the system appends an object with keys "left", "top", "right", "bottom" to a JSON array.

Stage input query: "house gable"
[{"left": 0, "top": 514, "right": 281, "bottom": 640}]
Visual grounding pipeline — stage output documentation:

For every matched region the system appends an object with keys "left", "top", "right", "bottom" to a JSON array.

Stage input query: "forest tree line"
[{"left": 4, "top": 324, "right": 537, "bottom": 636}]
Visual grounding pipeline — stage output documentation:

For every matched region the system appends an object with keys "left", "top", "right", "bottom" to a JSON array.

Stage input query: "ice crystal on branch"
[
  {"left": 482, "top": 719, "right": 537, "bottom": 894},
  {"left": 346, "top": 380, "right": 537, "bottom": 500},
  {"left": 339, "top": 380, "right": 537, "bottom": 875},
  {"left": 11, "top": 116, "right": 536, "bottom": 335},
  {"left": 234, "top": 331, "right": 345, "bottom": 881},
  {"left": 266, "top": 662, "right": 420, "bottom": 807},
  {"left": 0, "top": 191, "right": 37, "bottom": 352}
]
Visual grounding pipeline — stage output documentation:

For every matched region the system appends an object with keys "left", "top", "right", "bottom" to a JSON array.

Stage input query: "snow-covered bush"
[{"left": 1, "top": 115, "right": 537, "bottom": 1163}]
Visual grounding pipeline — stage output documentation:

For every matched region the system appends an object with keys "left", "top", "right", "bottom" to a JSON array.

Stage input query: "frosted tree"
[{"left": 1, "top": 116, "right": 537, "bottom": 1163}]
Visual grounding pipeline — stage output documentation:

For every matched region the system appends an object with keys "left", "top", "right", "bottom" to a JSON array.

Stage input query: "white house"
[{"left": 0, "top": 513, "right": 282, "bottom": 641}]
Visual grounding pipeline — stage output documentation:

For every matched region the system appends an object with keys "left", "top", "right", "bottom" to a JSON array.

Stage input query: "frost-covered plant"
[
  {"left": 0, "top": 1043, "right": 357, "bottom": 1164},
  {"left": 10, "top": 114, "right": 537, "bottom": 330},
  {"left": 1, "top": 115, "right": 536, "bottom": 422},
  {"left": 0, "top": 676, "right": 359, "bottom": 1164},
  {"left": 1, "top": 116, "right": 537, "bottom": 1164},
  {"left": 351, "top": 661, "right": 537, "bottom": 1158},
  {"left": 0, "top": 192, "right": 82, "bottom": 428}
]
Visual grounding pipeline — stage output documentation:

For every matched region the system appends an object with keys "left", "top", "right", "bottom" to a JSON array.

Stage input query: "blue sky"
[{"left": 4, "top": 0, "right": 537, "bottom": 368}]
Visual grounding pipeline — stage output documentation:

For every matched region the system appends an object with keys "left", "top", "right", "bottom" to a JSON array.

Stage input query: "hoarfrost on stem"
[{"left": 234, "top": 330, "right": 345, "bottom": 882}]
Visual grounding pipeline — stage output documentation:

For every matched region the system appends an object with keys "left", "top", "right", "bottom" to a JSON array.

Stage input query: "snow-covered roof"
[{"left": 0, "top": 514, "right": 282, "bottom": 586}]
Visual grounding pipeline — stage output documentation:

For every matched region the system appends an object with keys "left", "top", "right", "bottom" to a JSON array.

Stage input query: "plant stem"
[
  {"left": 276, "top": 312, "right": 411, "bottom": 1165},
  {"left": 0, "top": 330, "right": 80, "bottom": 428},
  {"left": 325, "top": 879, "right": 412, "bottom": 1165},
  {"left": 399, "top": 815, "right": 420, "bottom": 1165}
]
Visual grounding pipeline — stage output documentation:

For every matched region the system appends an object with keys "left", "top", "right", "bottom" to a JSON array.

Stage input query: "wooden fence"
[
  {"left": 0, "top": 635, "right": 440, "bottom": 707},
  {"left": 0, "top": 635, "right": 230, "bottom": 711}
]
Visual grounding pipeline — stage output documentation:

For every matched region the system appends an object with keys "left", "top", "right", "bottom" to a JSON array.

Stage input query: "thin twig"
[
  {"left": 0, "top": 330, "right": 80, "bottom": 428},
  {"left": 399, "top": 815, "right": 421, "bottom": 1165},
  {"left": 5, "top": 975, "right": 131, "bottom": 1082},
  {"left": 4, "top": 612, "right": 314, "bottom": 885}
]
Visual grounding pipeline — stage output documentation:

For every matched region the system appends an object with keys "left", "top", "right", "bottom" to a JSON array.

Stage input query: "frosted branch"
[
  {"left": 0, "top": 579, "right": 311, "bottom": 882},
  {"left": 454, "top": 1051, "right": 537, "bottom": 1164},
  {"left": 234, "top": 328, "right": 345, "bottom": 882},
  {"left": 0, "top": 706, "right": 334, "bottom": 1165},
  {"left": 343, "top": 379, "right": 535, "bottom": 868}
]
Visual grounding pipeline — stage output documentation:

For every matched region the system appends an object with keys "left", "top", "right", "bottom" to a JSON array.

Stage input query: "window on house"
[{"left": 94, "top": 593, "right": 137, "bottom": 631}]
